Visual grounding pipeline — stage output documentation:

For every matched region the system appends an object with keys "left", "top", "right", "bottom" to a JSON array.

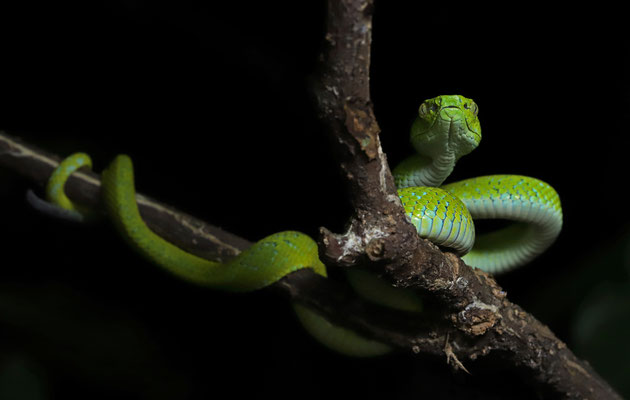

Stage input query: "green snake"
[{"left": 45, "top": 95, "right": 562, "bottom": 356}]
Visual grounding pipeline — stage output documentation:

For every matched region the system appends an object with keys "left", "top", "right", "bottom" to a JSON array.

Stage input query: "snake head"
[{"left": 410, "top": 95, "right": 482, "bottom": 161}]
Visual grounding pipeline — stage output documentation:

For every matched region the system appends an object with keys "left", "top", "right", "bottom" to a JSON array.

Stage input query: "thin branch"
[
  {"left": 0, "top": 132, "right": 249, "bottom": 262},
  {"left": 0, "top": 129, "right": 433, "bottom": 343}
]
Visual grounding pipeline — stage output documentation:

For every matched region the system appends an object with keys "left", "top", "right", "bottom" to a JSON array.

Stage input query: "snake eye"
[
  {"left": 419, "top": 102, "right": 438, "bottom": 117},
  {"left": 465, "top": 102, "right": 479, "bottom": 116}
]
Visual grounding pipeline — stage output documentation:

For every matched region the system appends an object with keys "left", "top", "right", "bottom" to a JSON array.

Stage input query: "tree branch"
[
  {"left": 311, "top": 0, "right": 621, "bottom": 399},
  {"left": 0, "top": 1, "right": 621, "bottom": 398}
]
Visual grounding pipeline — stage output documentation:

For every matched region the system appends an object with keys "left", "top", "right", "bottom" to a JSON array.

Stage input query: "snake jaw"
[{"left": 411, "top": 95, "right": 481, "bottom": 162}]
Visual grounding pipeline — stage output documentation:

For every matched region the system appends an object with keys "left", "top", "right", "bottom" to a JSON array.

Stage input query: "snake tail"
[
  {"left": 100, "top": 155, "right": 327, "bottom": 291},
  {"left": 46, "top": 152, "right": 93, "bottom": 219},
  {"left": 100, "top": 156, "right": 391, "bottom": 356},
  {"left": 47, "top": 153, "right": 393, "bottom": 357},
  {"left": 103, "top": 155, "right": 392, "bottom": 357}
]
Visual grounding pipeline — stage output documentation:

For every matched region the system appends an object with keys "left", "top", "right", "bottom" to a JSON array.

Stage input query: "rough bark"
[{"left": 0, "top": 1, "right": 621, "bottom": 398}]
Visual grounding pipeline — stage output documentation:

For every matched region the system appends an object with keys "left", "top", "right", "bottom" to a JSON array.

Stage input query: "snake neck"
[{"left": 416, "top": 151, "right": 456, "bottom": 187}]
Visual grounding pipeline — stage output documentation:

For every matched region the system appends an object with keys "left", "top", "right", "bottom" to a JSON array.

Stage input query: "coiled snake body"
[{"left": 46, "top": 95, "right": 562, "bottom": 356}]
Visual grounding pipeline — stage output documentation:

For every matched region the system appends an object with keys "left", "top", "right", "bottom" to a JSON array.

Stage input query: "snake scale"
[{"left": 45, "top": 95, "right": 562, "bottom": 356}]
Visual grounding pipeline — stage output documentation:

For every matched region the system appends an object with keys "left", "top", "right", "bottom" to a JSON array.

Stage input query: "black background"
[{"left": 0, "top": 1, "right": 629, "bottom": 399}]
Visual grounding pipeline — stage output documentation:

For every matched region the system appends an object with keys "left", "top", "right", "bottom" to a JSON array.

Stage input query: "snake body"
[
  {"left": 393, "top": 95, "right": 562, "bottom": 273},
  {"left": 46, "top": 95, "right": 562, "bottom": 356}
]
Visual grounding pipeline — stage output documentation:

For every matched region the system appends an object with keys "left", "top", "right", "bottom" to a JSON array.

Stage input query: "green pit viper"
[{"left": 44, "top": 95, "right": 562, "bottom": 356}]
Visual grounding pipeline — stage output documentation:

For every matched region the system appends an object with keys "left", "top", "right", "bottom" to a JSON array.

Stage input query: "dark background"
[{"left": 0, "top": 1, "right": 629, "bottom": 399}]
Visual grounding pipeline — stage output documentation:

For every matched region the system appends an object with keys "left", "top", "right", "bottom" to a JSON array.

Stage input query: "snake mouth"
[{"left": 439, "top": 106, "right": 464, "bottom": 121}]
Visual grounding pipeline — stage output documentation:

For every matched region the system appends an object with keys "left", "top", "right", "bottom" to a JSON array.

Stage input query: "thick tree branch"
[
  {"left": 311, "top": 0, "right": 621, "bottom": 399},
  {"left": 0, "top": 1, "right": 621, "bottom": 398}
]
